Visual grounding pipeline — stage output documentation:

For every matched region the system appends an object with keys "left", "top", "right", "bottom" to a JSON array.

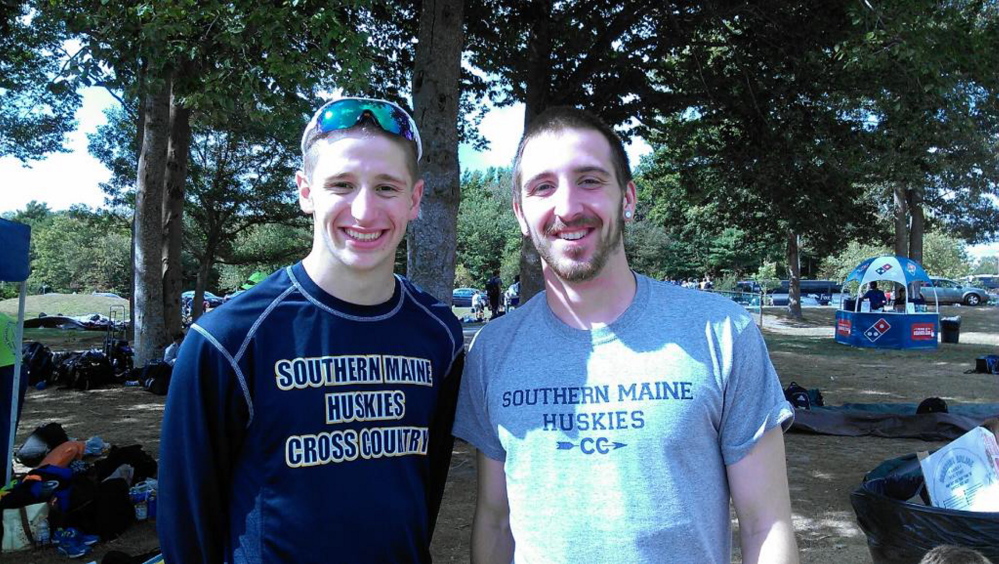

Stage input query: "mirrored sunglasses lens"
[{"left": 317, "top": 100, "right": 415, "bottom": 142}]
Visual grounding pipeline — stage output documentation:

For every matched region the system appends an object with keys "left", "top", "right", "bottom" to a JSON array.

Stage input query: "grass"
[
  {"left": 0, "top": 293, "right": 129, "bottom": 319},
  {"left": 21, "top": 327, "right": 110, "bottom": 350},
  {"left": 765, "top": 332, "right": 996, "bottom": 362}
]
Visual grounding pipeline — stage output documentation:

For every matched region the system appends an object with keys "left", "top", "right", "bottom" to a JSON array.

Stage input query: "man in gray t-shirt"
[{"left": 453, "top": 107, "right": 799, "bottom": 564}]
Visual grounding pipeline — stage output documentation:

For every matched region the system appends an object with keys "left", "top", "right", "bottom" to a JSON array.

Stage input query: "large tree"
[
  {"left": 844, "top": 0, "right": 999, "bottom": 261},
  {"left": 639, "top": 2, "right": 879, "bottom": 318},
  {"left": 0, "top": 2, "right": 80, "bottom": 162},
  {"left": 465, "top": 0, "right": 703, "bottom": 301},
  {"left": 407, "top": 0, "right": 465, "bottom": 303},
  {"left": 90, "top": 104, "right": 305, "bottom": 321},
  {"left": 56, "top": 0, "right": 377, "bottom": 362}
]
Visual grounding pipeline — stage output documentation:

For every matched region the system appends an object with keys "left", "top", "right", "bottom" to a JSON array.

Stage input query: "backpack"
[
  {"left": 21, "top": 342, "right": 55, "bottom": 385},
  {"left": 783, "top": 381, "right": 811, "bottom": 409},
  {"left": 65, "top": 350, "right": 114, "bottom": 391},
  {"left": 976, "top": 355, "right": 999, "bottom": 375},
  {"left": 52, "top": 351, "right": 83, "bottom": 386},
  {"left": 916, "top": 397, "right": 948, "bottom": 414},
  {"left": 141, "top": 361, "right": 172, "bottom": 396}
]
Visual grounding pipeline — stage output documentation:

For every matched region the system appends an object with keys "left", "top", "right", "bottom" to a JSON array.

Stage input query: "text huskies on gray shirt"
[{"left": 454, "top": 274, "right": 793, "bottom": 564}]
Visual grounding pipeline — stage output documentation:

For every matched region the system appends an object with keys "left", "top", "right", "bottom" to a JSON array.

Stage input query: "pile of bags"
[{"left": 1, "top": 422, "right": 158, "bottom": 557}]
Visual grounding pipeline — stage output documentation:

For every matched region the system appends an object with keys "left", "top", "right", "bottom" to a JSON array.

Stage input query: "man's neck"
[
  {"left": 301, "top": 253, "right": 396, "bottom": 306},
  {"left": 543, "top": 254, "right": 637, "bottom": 330}
]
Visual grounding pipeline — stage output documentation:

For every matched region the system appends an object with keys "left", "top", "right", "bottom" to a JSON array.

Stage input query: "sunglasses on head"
[{"left": 304, "top": 97, "right": 423, "bottom": 161}]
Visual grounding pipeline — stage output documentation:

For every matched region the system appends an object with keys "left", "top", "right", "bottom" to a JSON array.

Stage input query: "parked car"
[
  {"left": 966, "top": 274, "right": 999, "bottom": 293},
  {"left": 181, "top": 290, "right": 224, "bottom": 308},
  {"left": 925, "top": 277, "right": 990, "bottom": 306},
  {"left": 452, "top": 287, "right": 480, "bottom": 307},
  {"left": 91, "top": 291, "right": 123, "bottom": 299},
  {"left": 744, "top": 279, "right": 838, "bottom": 306}
]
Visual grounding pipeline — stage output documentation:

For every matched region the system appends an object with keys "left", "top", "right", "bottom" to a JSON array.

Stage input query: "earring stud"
[{"left": 625, "top": 210, "right": 633, "bottom": 219}]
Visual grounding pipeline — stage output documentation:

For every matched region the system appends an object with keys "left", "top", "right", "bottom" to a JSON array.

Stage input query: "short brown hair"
[
  {"left": 919, "top": 545, "right": 993, "bottom": 564},
  {"left": 511, "top": 107, "right": 632, "bottom": 202},
  {"left": 302, "top": 124, "right": 419, "bottom": 184}
]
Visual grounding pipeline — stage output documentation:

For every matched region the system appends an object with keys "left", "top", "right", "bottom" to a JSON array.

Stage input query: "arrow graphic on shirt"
[{"left": 555, "top": 441, "right": 628, "bottom": 452}]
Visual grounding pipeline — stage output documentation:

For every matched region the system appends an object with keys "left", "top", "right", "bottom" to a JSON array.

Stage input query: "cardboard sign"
[{"left": 919, "top": 427, "right": 999, "bottom": 512}]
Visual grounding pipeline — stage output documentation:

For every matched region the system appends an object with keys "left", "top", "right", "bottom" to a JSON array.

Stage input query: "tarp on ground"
[
  {"left": 1, "top": 219, "right": 31, "bottom": 484},
  {"left": 789, "top": 403, "right": 999, "bottom": 441}
]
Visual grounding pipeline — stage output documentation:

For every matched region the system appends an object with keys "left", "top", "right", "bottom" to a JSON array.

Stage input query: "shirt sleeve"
[
  {"left": 453, "top": 335, "right": 507, "bottom": 462},
  {"left": 158, "top": 327, "right": 250, "bottom": 564},
  {"left": 718, "top": 320, "right": 794, "bottom": 466},
  {"left": 426, "top": 350, "right": 464, "bottom": 538}
]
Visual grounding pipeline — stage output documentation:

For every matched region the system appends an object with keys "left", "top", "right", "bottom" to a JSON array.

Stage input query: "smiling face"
[
  {"left": 297, "top": 130, "right": 423, "bottom": 280},
  {"left": 514, "top": 127, "right": 636, "bottom": 283}
]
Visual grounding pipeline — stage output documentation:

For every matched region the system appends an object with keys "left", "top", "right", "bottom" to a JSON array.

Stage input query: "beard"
[{"left": 530, "top": 210, "right": 625, "bottom": 283}]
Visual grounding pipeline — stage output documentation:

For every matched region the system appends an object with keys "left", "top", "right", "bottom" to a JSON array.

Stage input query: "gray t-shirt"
[{"left": 454, "top": 274, "right": 793, "bottom": 564}]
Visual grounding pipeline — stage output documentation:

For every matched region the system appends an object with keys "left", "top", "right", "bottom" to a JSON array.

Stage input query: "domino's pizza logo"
[
  {"left": 864, "top": 318, "right": 892, "bottom": 342},
  {"left": 875, "top": 263, "right": 893, "bottom": 276}
]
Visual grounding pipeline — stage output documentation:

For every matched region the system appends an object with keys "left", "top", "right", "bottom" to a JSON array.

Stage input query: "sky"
[
  {"left": 0, "top": 87, "right": 650, "bottom": 213},
  {"left": 1, "top": 87, "right": 997, "bottom": 261}
]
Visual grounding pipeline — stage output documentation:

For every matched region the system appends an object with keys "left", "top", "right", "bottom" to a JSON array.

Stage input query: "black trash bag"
[{"left": 850, "top": 453, "right": 999, "bottom": 564}]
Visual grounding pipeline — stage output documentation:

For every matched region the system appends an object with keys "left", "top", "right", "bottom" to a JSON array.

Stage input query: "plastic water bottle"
[
  {"left": 134, "top": 495, "right": 148, "bottom": 521},
  {"left": 146, "top": 489, "right": 157, "bottom": 520},
  {"left": 130, "top": 484, "right": 149, "bottom": 520},
  {"left": 36, "top": 518, "right": 50, "bottom": 547}
]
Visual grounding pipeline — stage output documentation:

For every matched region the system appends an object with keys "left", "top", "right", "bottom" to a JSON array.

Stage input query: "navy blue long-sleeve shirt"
[{"left": 158, "top": 263, "right": 464, "bottom": 564}]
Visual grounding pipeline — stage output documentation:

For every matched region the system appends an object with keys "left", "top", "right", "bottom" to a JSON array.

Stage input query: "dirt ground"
[{"left": 4, "top": 305, "right": 997, "bottom": 563}]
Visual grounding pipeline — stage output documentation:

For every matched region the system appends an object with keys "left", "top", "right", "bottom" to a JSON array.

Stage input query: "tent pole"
[{"left": 6, "top": 281, "right": 26, "bottom": 484}]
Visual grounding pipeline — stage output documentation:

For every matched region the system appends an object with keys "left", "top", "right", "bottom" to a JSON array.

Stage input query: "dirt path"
[{"left": 5, "top": 305, "right": 997, "bottom": 563}]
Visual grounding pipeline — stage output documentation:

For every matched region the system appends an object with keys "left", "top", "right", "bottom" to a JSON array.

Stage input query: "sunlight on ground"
[
  {"left": 810, "top": 470, "right": 836, "bottom": 481},
  {"left": 792, "top": 511, "right": 864, "bottom": 539},
  {"left": 122, "top": 403, "right": 165, "bottom": 412}
]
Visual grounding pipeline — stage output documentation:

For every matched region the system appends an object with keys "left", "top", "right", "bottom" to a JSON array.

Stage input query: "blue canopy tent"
[
  {"left": 844, "top": 255, "right": 933, "bottom": 299},
  {"left": 836, "top": 255, "right": 939, "bottom": 349},
  {"left": 1, "top": 218, "right": 30, "bottom": 484}
]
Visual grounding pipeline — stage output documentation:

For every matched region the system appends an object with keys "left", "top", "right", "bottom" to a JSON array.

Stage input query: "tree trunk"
[
  {"left": 194, "top": 256, "right": 212, "bottom": 322},
  {"left": 786, "top": 229, "right": 802, "bottom": 319},
  {"left": 133, "top": 77, "right": 172, "bottom": 365},
  {"left": 518, "top": 0, "right": 554, "bottom": 303},
  {"left": 893, "top": 183, "right": 909, "bottom": 257},
  {"left": 129, "top": 84, "right": 147, "bottom": 340},
  {"left": 162, "top": 90, "right": 192, "bottom": 339},
  {"left": 407, "top": 0, "right": 464, "bottom": 303},
  {"left": 908, "top": 187, "right": 924, "bottom": 264}
]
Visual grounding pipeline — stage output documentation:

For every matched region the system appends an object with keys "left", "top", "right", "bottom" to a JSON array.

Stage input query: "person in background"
[
  {"left": 504, "top": 275, "right": 521, "bottom": 311},
  {"left": 472, "top": 290, "right": 487, "bottom": 321},
  {"left": 893, "top": 286, "right": 907, "bottom": 312},
  {"left": 158, "top": 97, "right": 465, "bottom": 564},
  {"left": 455, "top": 106, "right": 798, "bottom": 564},
  {"left": 485, "top": 270, "right": 503, "bottom": 318},
  {"left": 162, "top": 332, "right": 184, "bottom": 366},
  {"left": 862, "top": 281, "right": 887, "bottom": 311}
]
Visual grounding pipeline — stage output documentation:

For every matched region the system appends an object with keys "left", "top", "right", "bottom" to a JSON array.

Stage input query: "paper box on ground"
[{"left": 918, "top": 426, "right": 999, "bottom": 512}]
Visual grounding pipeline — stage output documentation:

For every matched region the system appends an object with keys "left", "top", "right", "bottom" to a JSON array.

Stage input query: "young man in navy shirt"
[{"left": 159, "top": 98, "right": 464, "bottom": 563}]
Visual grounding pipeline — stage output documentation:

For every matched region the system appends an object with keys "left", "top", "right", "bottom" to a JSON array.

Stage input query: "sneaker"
[
  {"left": 55, "top": 538, "right": 91, "bottom": 559},
  {"left": 54, "top": 527, "right": 100, "bottom": 547}
]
